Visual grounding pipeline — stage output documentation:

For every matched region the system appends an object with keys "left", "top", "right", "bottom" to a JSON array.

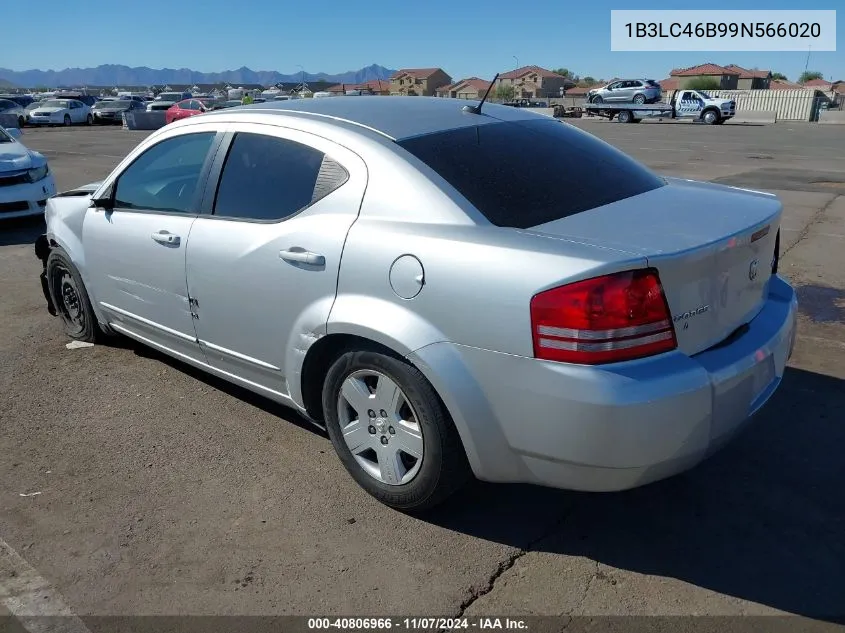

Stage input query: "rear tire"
[
  {"left": 63, "top": 114, "right": 71, "bottom": 126},
  {"left": 86, "top": 114, "right": 93, "bottom": 125},
  {"left": 632, "top": 94, "right": 646, "bottom": 104},
  {"left": 703, "top": 109, "right": 720, "bottom": 125},
  {"left": 322, "top": 348, "right": 471, "bottom": 512},
  {"left": 45, "top": 247, "right": 105, "bottom": 343}
]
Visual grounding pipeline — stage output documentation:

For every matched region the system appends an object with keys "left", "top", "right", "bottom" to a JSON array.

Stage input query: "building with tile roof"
[
  {"left": 669, "top": 63, "right": 741, "bottom": 90},
  {"left": 435, "top": 77, "right": 492, "bottom": 100},
  {"left": 493, "top": 65, "right": 575, "bottom": 99},
  {"left": 724, "top": 64, "right": 772, "bottom": 89},
  {"left": 389, "top": 68, "right": 452, "bottom": 96}
]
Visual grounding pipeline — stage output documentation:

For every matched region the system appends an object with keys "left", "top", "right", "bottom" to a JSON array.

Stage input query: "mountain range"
[{"left": 0, "top": 64, "right": 397, "bottom": 89}]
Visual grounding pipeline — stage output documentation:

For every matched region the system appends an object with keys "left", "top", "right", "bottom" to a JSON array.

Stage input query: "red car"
[{"left": 165, "top": 98, "right": 216, "bottom": 124}]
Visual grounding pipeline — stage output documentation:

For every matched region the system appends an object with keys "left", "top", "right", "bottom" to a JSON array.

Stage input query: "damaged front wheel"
[{"left": 45, "top": 247, "right": 104, "bottom": 342}]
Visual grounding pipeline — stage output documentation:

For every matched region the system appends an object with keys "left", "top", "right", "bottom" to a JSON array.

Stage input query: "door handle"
[
  {"left": 151, "top": 231, "right": 180, "bottom": 246},
  {"left": 279, "top": 249, "right": 325, "bottom": 266}
]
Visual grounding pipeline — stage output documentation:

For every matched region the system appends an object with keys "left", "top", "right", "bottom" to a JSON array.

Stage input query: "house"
[
  {"left": 327, "top": 79, "right": 391, "bottom": 95},
  {"left": 724, "top": 65, "right": 771, "bottom": 89},
  {"left": 494, "top": 65, "right": 574, "bottom": 99},
  {"left": 273, "top": 81, "right": 336, "bottom": 95},
  {"left": 658, "top": 78, "right": 680, "bottom": 92},
  {"left": 669, "top": 63, "right": 740, "bottom": 90},
  {"left": 435, "top": 77, "right": 491, "bottom": 100},
  {"left": 802, "top": 78, "right": 840, "bottom": 90},
  {"left": 559, "top": 86, "right": 593, "bottom": 97},
  {"left": 390, "top": 68, "right": 452, "bottom": 96},
  {"left": 770, "top": 79, "right": 803, "bottom": 90}
]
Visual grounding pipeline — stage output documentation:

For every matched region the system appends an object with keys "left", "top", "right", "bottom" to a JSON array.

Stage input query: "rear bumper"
[{"left": 408, "top": 275, "right": 798, "bottom": 492}]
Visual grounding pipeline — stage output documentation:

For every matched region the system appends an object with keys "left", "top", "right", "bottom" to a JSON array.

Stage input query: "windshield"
[
  {"left": 157, "top": 93, "right": 182, "bottom": 101},
  {"left": 697, "top": 92, "right": 712, "bottom": 99},
  {"left": 398, "top": 119, "right": 664, "bottom": 229},
  {"left": 0, "top": 99, "right": 18, "bottom": 111},
  {"left": 41, "top": 100, "right": 72, "bottom": 108},
  {"left": 94, "top": 100, "right": 127, "bottom": 109}
]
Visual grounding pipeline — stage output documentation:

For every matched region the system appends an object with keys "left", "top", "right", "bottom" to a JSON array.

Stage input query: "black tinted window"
[
  {"left": 213, "top": 133, "right": 348, "bottom": 221},
  {"left": 398, "top": 119, "right": 665, "bottom": 228},
  {"left": 114, "top": 132, "right": 214, "bottom": 213}
]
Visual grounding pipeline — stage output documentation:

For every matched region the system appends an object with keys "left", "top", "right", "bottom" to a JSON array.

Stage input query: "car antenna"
[{"left": 462, "top": 73, "right": 499, "bottom": 115}]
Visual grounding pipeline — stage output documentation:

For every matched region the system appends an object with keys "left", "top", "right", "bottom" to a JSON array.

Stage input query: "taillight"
[{"left": 530, "top": 268, "right": 677, "bottom": 365}]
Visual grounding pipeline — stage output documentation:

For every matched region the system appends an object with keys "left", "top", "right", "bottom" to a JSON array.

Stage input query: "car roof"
[{"left": 202, "top": 96, "right": 542, "bottom": 141}]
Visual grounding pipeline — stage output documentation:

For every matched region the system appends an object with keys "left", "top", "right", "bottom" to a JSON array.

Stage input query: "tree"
[
  {"left": 799, "top": 70, "right": 823, "bottom": 84},
  {"left": 686, "top": 77, "right": 720, "bottom": 90},
  {"left": 771, "top": 72, "right": 788, "bottom": 81},
  {"left": 495, "top": 83, "right": 514, "bottom": 102},
  {"left": 582, "top": 76, "right": 596, "bottom": 85},
  {"left": 553, "top": 68, "right": 579, "bottom": 82}
]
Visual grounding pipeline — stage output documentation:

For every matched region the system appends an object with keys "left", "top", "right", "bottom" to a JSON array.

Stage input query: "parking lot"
[{"left": 1, "top": 121, "right": 844, "bottom": 626}]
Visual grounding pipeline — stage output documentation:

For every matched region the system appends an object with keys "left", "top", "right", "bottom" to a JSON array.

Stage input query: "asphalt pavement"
[{"left": 1, "top": 122, "right": 843, "bottom": 629}]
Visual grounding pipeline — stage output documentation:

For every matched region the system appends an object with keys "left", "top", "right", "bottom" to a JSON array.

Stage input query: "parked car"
[
  {"left": 53, "top": 92, "right": 99, "bottom": 107},
  {"left": 588, "top": 79, "right": 662, "bottom": 104},
  {"left": 23, "top": 100, "right": 45, "bottom": 125},
  {"left": 148, "top": 91, "right": 192, "bottom": 112},
  {"left": 0, "top": 99, "right": 27, "bottom": 128},
  {"left": 0, "top": 94, "right": 36, "bottom": 109},
  {"left": 0, "top": 126, "right": 56, "bottom": 218},
  {"left": 34, "top": 98, "right": 796, "bottom": 511},
  {"left": 503, "top": 98, "right": 548, "bottom": 108},
  {"left": 221, "top": 100, "right": 244, "bottom": 109},
  {"left": 91, "top": 98, "right": 147, "bottom": 124},
  {"left": 165, "top": 98, "right": 217, "bottom": 124},
  {"left": 26, "top": 99, "right": 93, "bottom": 126}
]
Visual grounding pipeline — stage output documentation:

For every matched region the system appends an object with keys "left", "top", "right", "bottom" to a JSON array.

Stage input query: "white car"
[
  {"left": 27, "top": 99, "right": 93, "bottom": 127},
  {"left": 0, "top": 127, "right": 57, "bottom": 218}
]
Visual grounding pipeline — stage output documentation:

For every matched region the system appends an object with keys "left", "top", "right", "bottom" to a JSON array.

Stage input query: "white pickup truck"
[{"left": 582, "top": 89, "right": 737, "bottom": 124}]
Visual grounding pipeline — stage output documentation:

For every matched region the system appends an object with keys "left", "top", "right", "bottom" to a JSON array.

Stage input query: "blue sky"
[{"left": 4, "top": 0, "right": 842, "bottom": 82}]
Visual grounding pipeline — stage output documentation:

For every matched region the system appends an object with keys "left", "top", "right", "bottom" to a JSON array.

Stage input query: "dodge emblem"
[{"left": 748, "top": 259, "right": 759, "bottom": 281}]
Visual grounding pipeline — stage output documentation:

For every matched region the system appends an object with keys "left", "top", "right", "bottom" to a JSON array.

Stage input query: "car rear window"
[{"left": 397, "top": 119, "right": 665, "bottom": 229}]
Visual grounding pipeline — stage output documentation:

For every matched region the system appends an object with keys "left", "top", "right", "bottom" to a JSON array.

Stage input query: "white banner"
[{"left": 610, "top": 10, "right": 836, "bottom": 51}]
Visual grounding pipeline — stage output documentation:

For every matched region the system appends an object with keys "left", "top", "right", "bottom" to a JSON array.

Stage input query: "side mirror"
[
  {"left": 5, "top": 127, "right": 22, "bottom": 140},
  {"left": 90, "top": 196, "right": 113, "bottom": 210},
  {"left": 90, "top": 184, "right": 115, "bottom": 210}
]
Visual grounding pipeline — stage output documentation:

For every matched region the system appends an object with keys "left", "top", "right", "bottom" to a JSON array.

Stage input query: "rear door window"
[
  {"left": 212, "top": 132, "right": 349, "bottom": 222},
  {"left": 397, "top": 119, "right": 665, "bottom": 229}
]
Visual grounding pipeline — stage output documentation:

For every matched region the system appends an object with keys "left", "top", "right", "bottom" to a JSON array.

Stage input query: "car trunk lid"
[{"left": 523, "top": 178, "right": 781, "bottom": 356}]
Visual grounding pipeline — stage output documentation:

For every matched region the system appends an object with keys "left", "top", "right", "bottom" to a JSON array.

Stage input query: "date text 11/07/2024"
[
  {"left": 307, "top": 618, "right": 528, "bottom": 630},
  {"left": 624, "top": 21, "right": 822, "bottom": 39}
]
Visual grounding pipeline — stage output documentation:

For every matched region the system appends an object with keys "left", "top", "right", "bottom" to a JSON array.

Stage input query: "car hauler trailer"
[{"left": 584, "top": 89, "right": 737, "bottom": 124}]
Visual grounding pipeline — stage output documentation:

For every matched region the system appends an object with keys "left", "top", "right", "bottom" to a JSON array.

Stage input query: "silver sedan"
[{"left": 35, "top": 97, "right": 797, "bottom": 511}]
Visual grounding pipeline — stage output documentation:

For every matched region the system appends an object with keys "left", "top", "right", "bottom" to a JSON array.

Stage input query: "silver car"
[
  {"left": 588, "top": 79, "right": 662, "bottom": 104},
  {"left": 35, "top": 97, "right": 797, "bottom": 511}
]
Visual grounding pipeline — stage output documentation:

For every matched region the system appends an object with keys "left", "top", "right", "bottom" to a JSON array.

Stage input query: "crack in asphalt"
[
  {"left": 449, "top": 505, "right": 578, "bottom": 622},
  {"left": 567, "top": 560, "right": 601, "bottom": 617},
  {"left": 781, "top": 194, "right": 841, "bottom": 259}
]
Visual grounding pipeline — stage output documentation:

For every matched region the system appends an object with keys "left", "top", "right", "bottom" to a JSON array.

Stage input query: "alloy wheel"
[{"left": 337, "top": 370, "right": 424, "bottom": 486}]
